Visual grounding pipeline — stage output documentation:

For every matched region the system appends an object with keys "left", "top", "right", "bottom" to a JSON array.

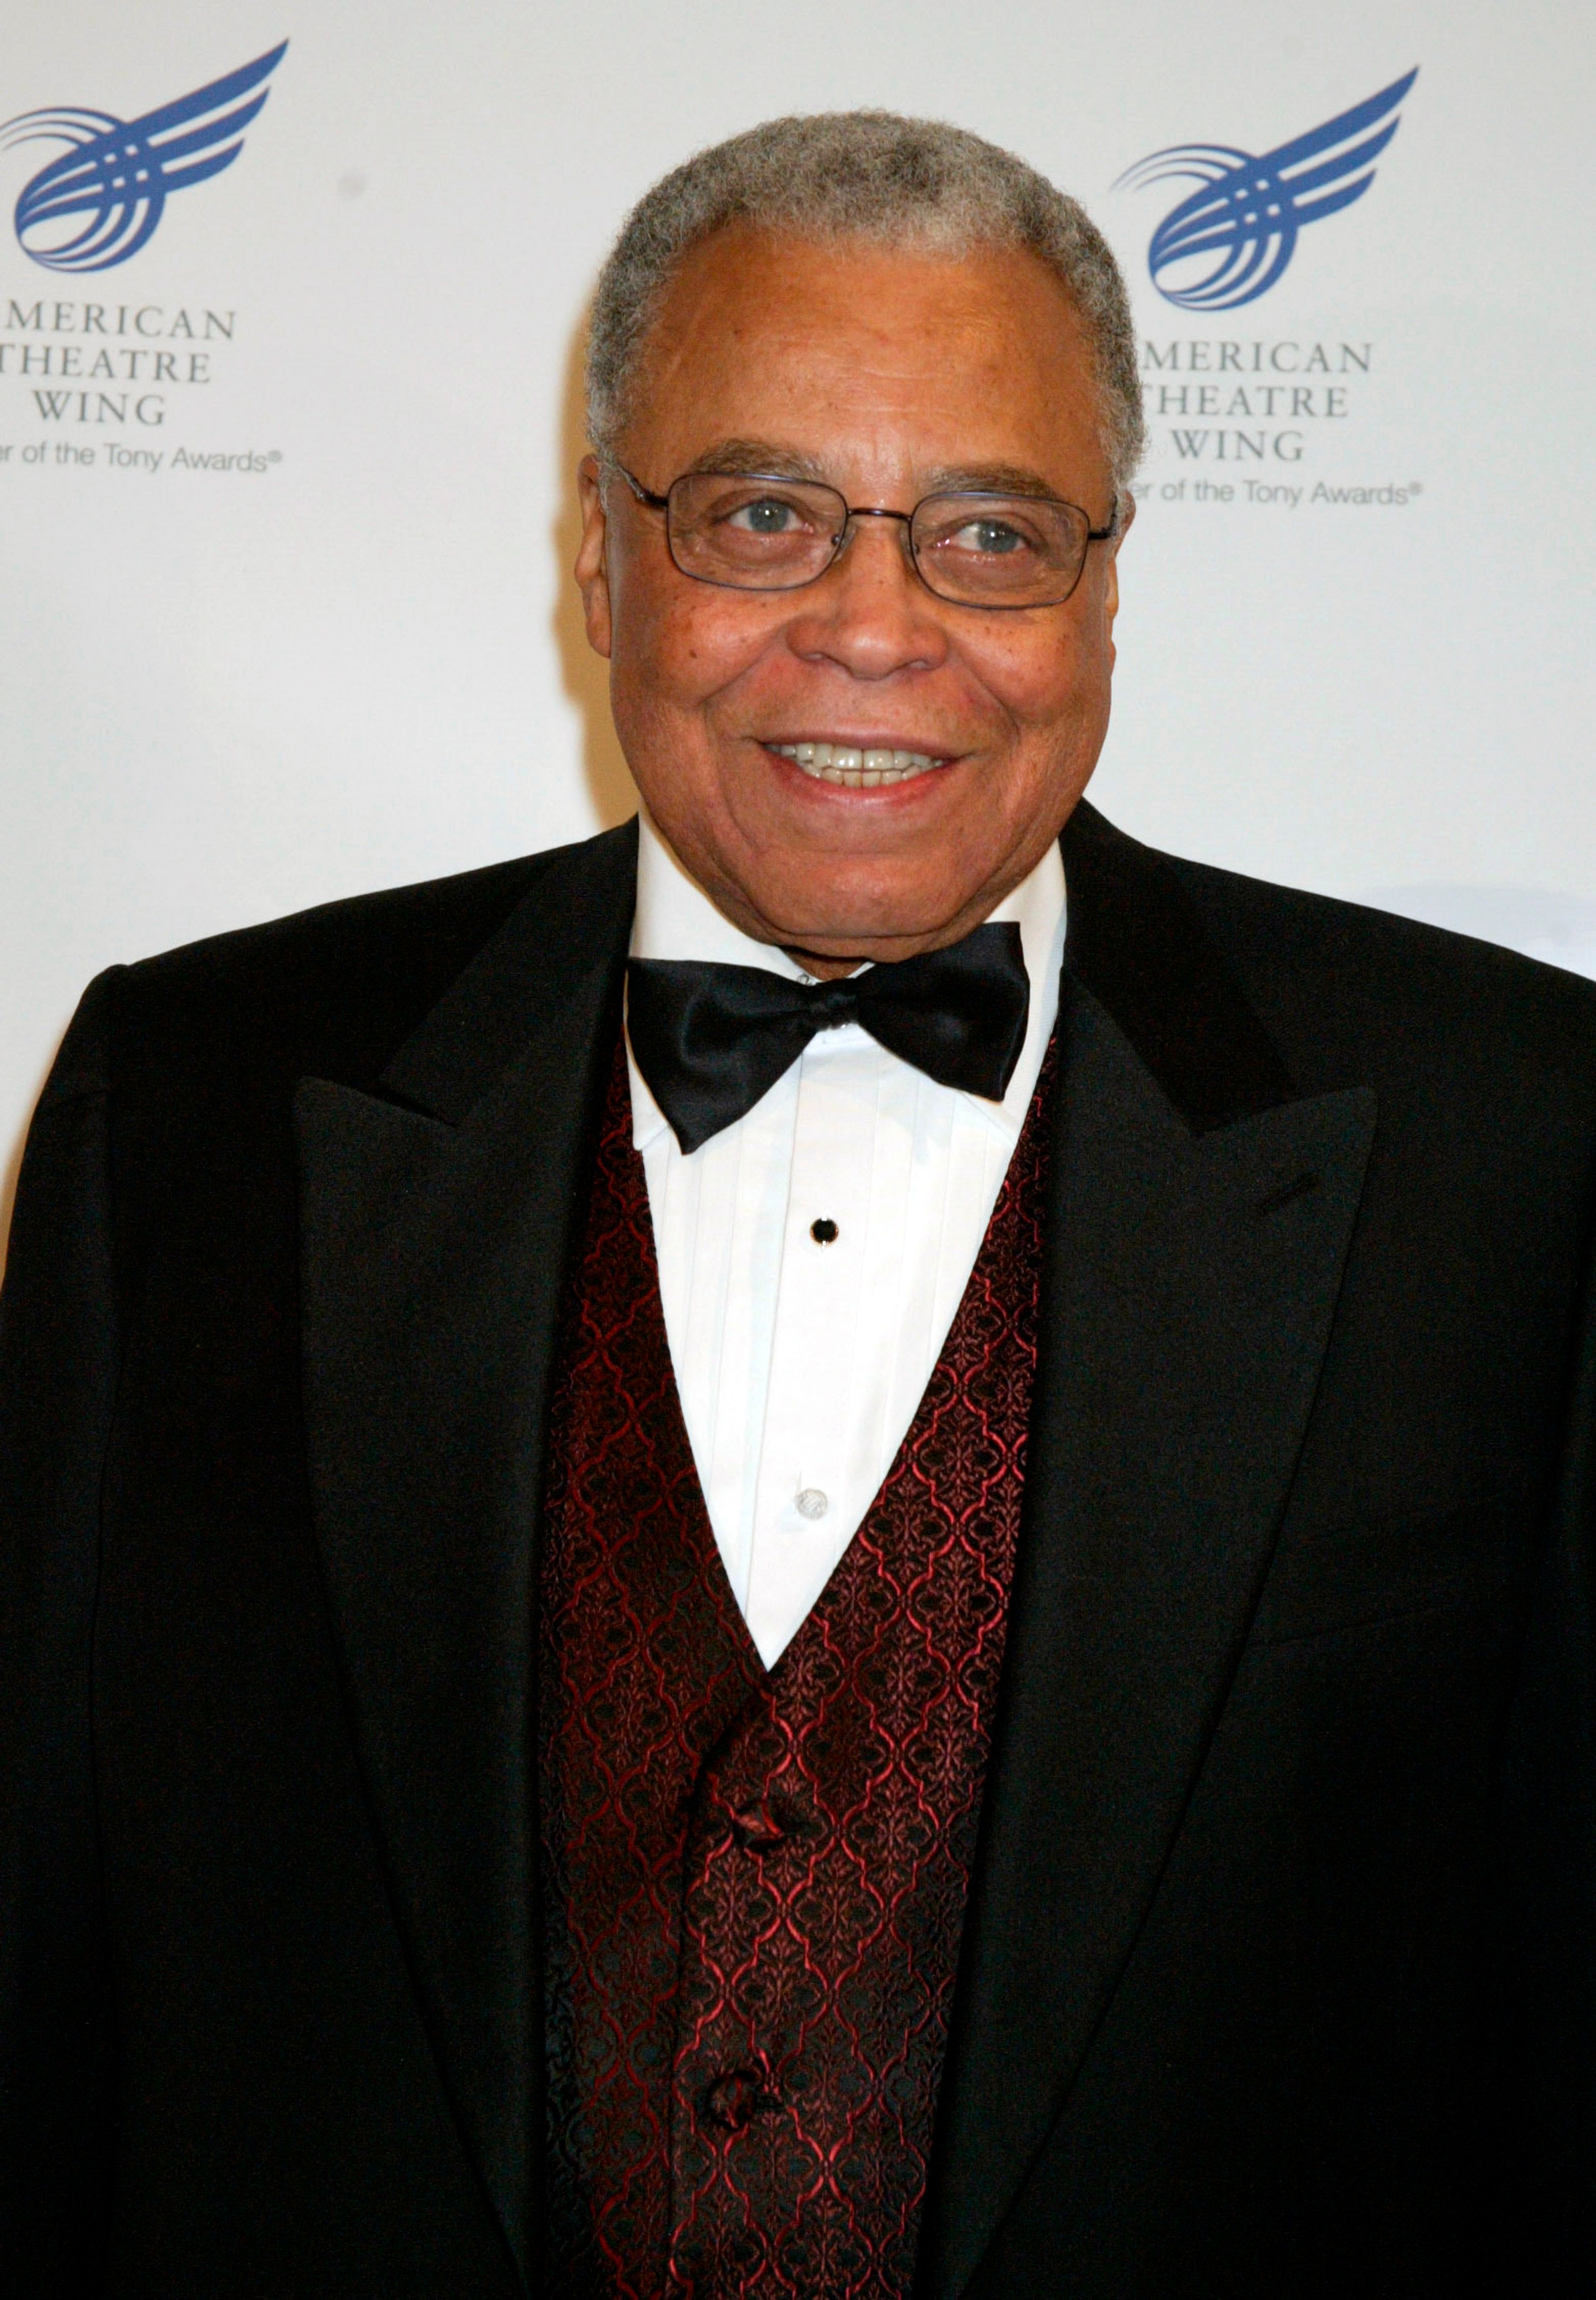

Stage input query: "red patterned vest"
[{"left": 538, "top": 1032, "right": 1053, "bottom": 2298}]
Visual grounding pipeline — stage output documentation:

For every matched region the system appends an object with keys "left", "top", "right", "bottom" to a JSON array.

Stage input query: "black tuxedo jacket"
[{"left": 3, "top": 803, "right": 1595, "bottom": 2296}]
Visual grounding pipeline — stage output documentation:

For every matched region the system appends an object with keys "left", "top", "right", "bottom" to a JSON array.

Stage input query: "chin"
[{"left": 756, "top": 872, "right": 968, "bottom": 951}]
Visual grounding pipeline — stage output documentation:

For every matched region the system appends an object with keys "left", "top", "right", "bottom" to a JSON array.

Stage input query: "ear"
[
  {"left": 575, "top": 454, "right": 613, "bottom": 659},
  {"left": 1103, "top": 492, "right": 1134, "bottom": 634}
]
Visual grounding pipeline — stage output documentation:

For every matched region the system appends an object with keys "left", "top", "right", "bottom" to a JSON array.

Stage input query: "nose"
[{"left": 781, "top": 513, "right": 951, "bottom": 680}]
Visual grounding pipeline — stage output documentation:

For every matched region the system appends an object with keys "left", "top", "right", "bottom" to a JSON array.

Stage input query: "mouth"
[{"left": 765, "top": 740, "right": 951, "bottom": 789}]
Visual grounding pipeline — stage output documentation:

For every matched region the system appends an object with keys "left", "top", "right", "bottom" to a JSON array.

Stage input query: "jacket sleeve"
[
  {"left": 1494, "top": 1197, "right": 1596, "bottom": 2291},
  {"left": 0, "top": 970, "right": 125, "bottom": 2289}
]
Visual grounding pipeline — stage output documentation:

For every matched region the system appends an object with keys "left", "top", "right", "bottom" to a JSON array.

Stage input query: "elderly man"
[{"left": 2, "top": 111, "right": 1593, "bottom": 2299}]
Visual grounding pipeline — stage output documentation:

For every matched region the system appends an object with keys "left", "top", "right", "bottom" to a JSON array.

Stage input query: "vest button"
[
  {"left": 700, "top": 2069, "right": 766, "bottom": 2130},
  {"left": 729, "top": 1798, "right": 786, "bottom": 1851}
]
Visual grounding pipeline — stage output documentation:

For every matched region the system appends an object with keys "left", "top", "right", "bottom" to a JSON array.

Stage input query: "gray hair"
[{"left": 585, "top": 110, "right": 1145, "bottom": 500}]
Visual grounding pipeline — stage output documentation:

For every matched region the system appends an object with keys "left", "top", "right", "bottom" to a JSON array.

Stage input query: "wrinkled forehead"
[{"left": 623, "top": 224, "right": 1112, "bottom": 497}]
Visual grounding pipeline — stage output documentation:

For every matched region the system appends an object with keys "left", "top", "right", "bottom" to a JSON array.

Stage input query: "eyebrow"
[
  {"left": 679, "top": 440, "right": 1078, "bottom": 505},
  {"left": 921, "top": 460, "right": 1069, "bottom": 501},
  {"left": 681, "top": 438, "right": 833, "bottom": 482}
]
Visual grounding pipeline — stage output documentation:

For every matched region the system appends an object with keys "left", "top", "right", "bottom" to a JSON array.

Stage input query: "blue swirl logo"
[
  {"left": 0, "top": 42, "right": 287, "bottom": 274},
  {"left": 1117, "top": 69, "right": 1416, "bottom": 312}
]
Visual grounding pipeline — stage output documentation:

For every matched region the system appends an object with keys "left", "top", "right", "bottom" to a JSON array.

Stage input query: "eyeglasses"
[{"left": 608, "top": 461, "right": 1117, "bottom": 610}]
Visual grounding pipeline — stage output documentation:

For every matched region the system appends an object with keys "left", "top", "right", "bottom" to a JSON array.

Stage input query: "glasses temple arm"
[{"left": 605, "top": 460, "right": 671, "bottom": 512}]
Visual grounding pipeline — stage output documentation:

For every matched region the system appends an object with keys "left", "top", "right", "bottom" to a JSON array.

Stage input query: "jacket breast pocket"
[{"left": 1254, "top": 1495, "right": 1525, "bottom": 1645}]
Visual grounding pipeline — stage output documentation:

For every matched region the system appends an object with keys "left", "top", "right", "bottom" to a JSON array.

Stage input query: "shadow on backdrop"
[
  {"left": 551, "top": 315, "right": 637, "bottom": 831},
  {"left": 0, "top": 1040, "right": 61, "bottom": 1290}
]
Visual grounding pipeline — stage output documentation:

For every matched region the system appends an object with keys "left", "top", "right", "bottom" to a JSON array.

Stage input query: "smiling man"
[
  {"left": 577, "top": 217, "right": 1124, "bottom": 967},
  {"left": 3, "top": 113, "right": 1595, "bottom": 2300}
]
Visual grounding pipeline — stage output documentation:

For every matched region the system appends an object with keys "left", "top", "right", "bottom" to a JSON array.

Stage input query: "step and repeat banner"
[{"left": 3, "top": 0, "right": 1594, "bottom": 1240}]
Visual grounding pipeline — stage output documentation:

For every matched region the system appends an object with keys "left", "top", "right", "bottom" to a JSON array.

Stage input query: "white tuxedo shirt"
[{"left": 628, "top": 815, "right": 1066, "bottom": 1666}]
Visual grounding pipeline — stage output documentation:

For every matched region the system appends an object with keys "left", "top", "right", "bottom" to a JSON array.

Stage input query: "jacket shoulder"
[
  {"left": 1161, "top": 843, "right": 1596, "bottom": 1102},
  {"left": 107, "top": 824, "right": 633, "bottom": 1098}
]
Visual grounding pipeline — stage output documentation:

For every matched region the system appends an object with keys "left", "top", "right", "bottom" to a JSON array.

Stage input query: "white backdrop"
[{"left": 3, "top": 0, "right": 1594, "bottom": 1257}]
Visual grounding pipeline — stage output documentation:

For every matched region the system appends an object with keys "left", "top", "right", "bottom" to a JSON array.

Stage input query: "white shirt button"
[{"left": 795, "top": 1487, "right": 829, "bottom": 1521}]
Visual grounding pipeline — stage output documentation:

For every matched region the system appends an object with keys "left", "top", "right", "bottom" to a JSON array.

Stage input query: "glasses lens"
[
  {"left": 911, "top": 493, "right": 1090, "bottom": 606},
  {"left": 667, "top": 473, "right": 846, "bottom": 589}
]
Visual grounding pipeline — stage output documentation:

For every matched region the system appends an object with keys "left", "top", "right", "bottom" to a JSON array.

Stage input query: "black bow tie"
[{"left": 626, "top": 922, "right": 1030, "bottom": 1155}]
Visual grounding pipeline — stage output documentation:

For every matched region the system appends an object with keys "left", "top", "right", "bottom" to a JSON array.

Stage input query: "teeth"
[{"left": 769, "top": 741, "right": 946, "bottom": 787}]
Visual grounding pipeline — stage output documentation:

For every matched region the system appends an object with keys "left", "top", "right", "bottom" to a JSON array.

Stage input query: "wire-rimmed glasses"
[{"left": 609, "top": 462, "right": 1117, "bottom": 610}]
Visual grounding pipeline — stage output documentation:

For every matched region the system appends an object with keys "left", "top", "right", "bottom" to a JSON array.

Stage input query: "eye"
[
  {"left": 949, "top": 517, "right": 1033, "bottom": 557},
  {"left": 724, "top": 494, "right": 807, "bottom": 536}
]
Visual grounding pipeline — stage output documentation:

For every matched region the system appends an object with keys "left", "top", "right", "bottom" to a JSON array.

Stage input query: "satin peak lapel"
[
  {"left": 293, "top": 822, "right": 636, "bottom": 2287},
  {"left": 919, "top": 811, "right": 1377, "bottom": 2298}
]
